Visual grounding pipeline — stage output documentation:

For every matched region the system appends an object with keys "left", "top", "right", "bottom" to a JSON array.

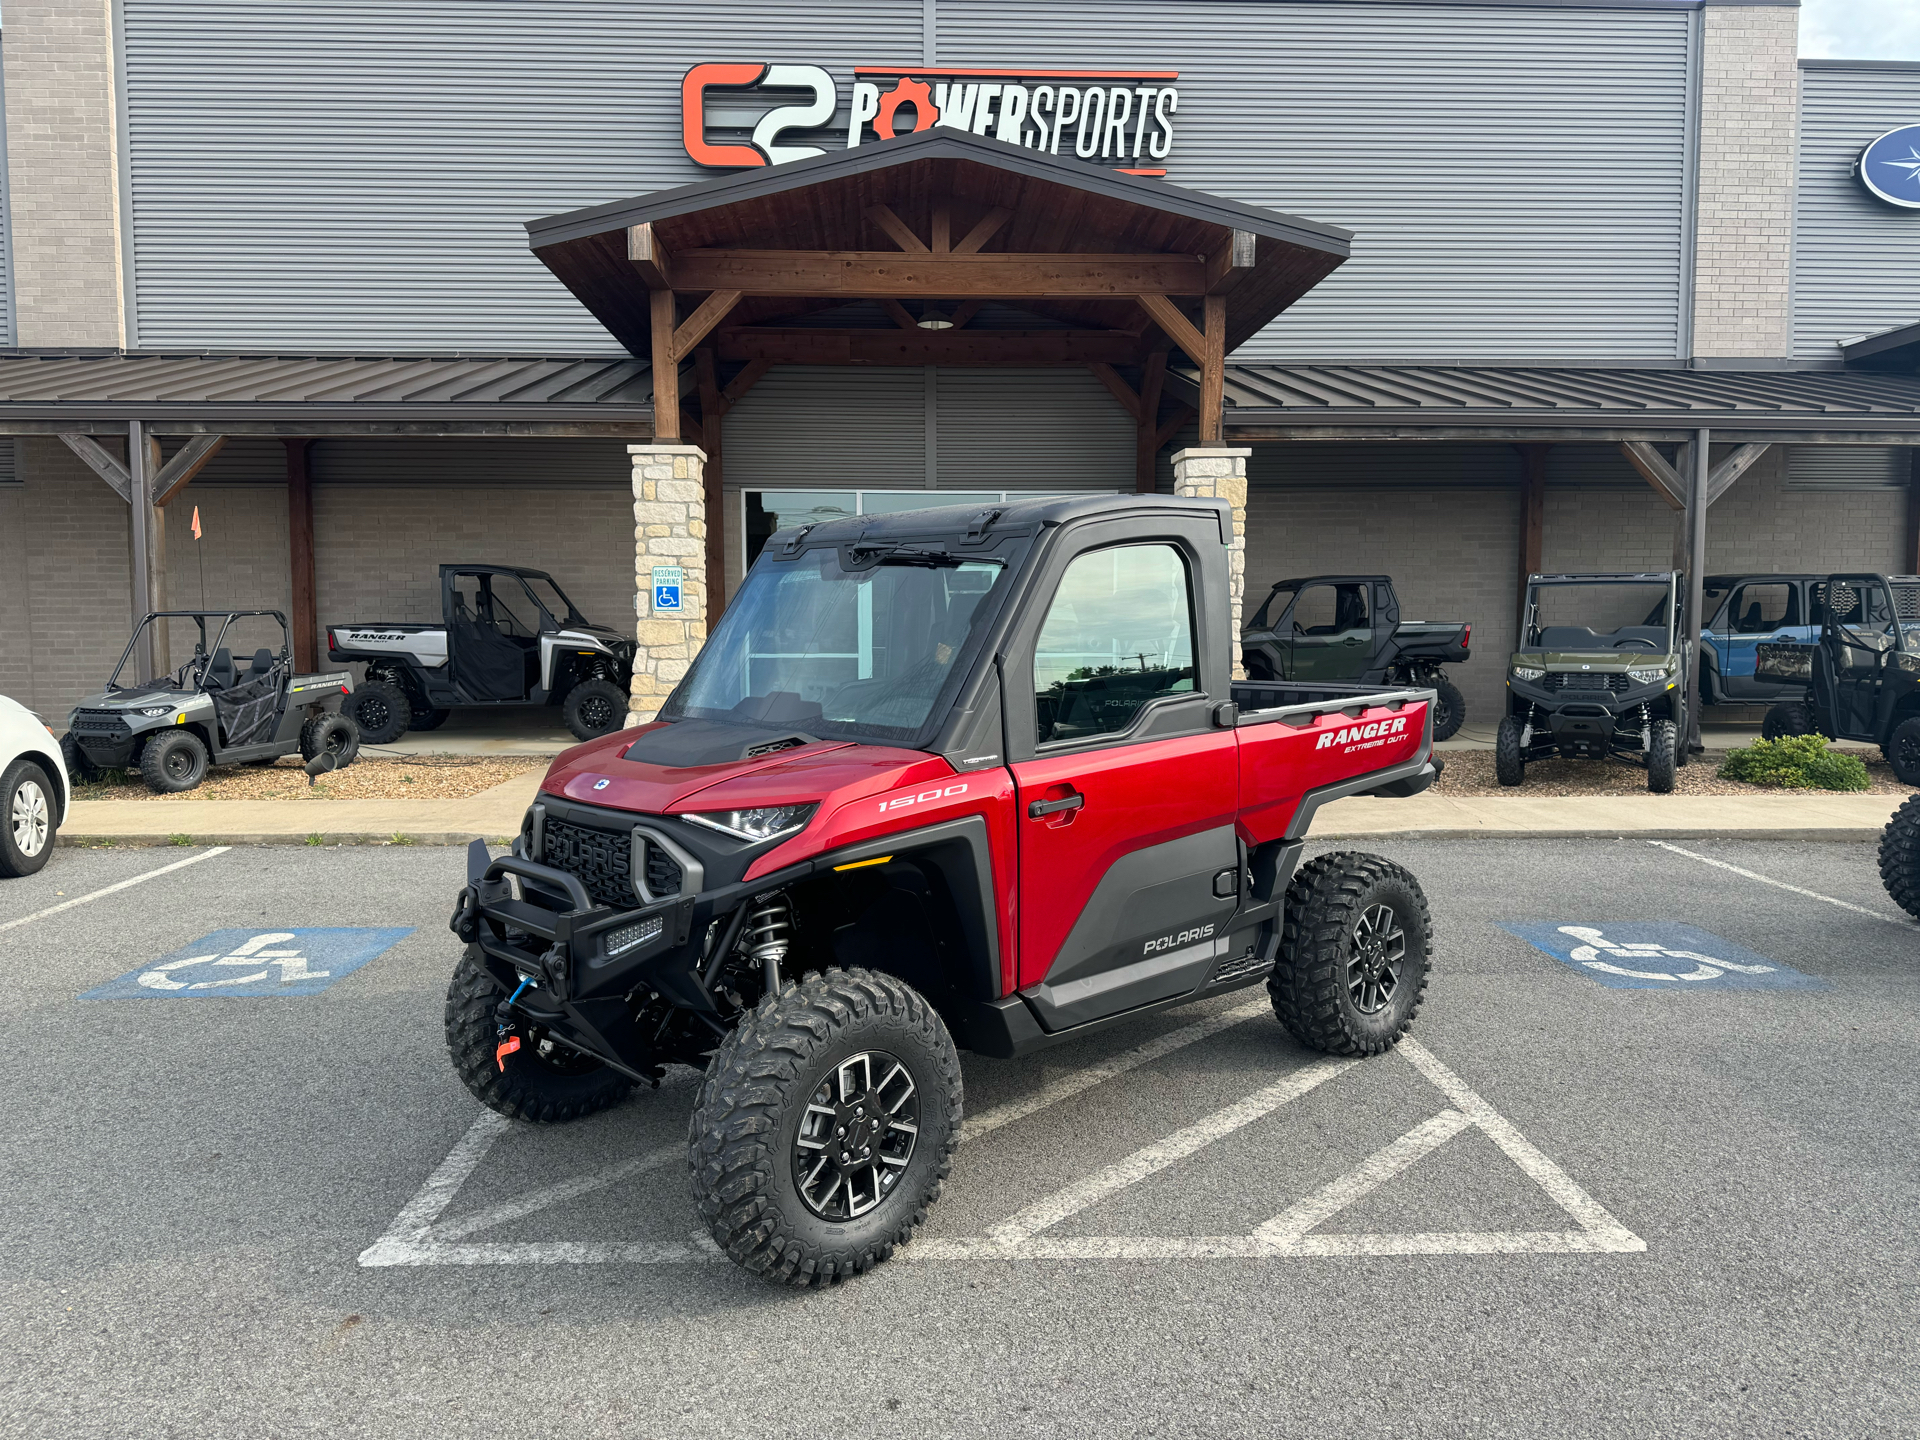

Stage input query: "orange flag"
[{"left": 190, "top": 505, "right": 202, "bottom": 540}]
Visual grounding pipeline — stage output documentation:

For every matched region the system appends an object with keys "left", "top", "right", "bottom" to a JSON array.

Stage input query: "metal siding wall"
[
  {"left": 308, "top": 437, "right": 633, "bottom": 487},
  {"left": 725, "top": 367, "right": 929, "bottom": 489},
  {"left": 1785, "top": 445, "right": 1910, "bottom": 490},
  {"left": 935, "top": 368, "right": 1133, "bottom": 491},
  {"left": 1792, "top": 65, "right": 1921, "bottom": 360},
  {"left": 939, "top": 0, "right": 1692, "bottom": 361},
  {"left": 119, "top": 0, "right": 923, "bottom": 351},
  {"left": 0, "top": 40, "right": 14, "bottom": 347}
]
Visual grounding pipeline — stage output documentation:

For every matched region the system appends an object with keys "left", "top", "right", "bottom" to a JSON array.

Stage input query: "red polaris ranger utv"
[{"left": 445, "top": 495, "right": 1441, "bottom": 1285}]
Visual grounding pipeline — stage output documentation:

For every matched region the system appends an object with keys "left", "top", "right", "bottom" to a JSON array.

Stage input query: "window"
[
  {"left": 1034, "top": 545, "right": 1196, "bottom": 745},
  {"left": 1726, "top": 583, "right": 1796, "bottom": 633},
  {"left": 1291, "top": 582, "right": 1370, "bottom": 640}
]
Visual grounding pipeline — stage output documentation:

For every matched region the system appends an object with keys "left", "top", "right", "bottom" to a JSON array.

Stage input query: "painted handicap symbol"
[
  {"left": 1499, "top": 921, "right": 1826, "bottom": 991},
  {"left": 83, "top": 927, "right": 413, "bottom": 1000}
]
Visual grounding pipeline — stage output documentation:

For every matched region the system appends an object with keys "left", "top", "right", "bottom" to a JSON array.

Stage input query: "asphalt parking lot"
[{"left": 2, "top": 835, "right": 1915, "bottom": 1438}]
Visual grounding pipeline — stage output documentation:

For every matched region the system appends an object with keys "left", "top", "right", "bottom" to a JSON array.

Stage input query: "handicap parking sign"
[
  {"left": 1500, "top": 922, "right": 1825, "bottom": 991},
  {"left": 81, "top": 928, "right": 413, "bottom": 1000},
  {"left": 651, "top": 565, "right": 683, "bottom": 614}
]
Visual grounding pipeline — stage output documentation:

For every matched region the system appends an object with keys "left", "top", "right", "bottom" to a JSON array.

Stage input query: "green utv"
[{"left": 1497, "top": 573, "right": 1685, "bottom": 793}]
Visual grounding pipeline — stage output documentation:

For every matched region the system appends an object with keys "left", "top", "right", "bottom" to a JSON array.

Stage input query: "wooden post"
[
  {"left": 1136, "top": 351, "right": 1167, "bottom": 493},
  {"left": 651, "top": 290, "right": 680, "bottom": 441},
  {"left": 696, "top": 349, "right": 726, "bottom": 616},
  {"left": 1199, "top": 295, "right": 1226, "bottom": 444},
  {"left": 1517, "top": 444, "right": 1547, "bottom": 632},
  {"left": 1683, "top": 429, "right": 1709, "bottom": 756},
  {"left": 285, "top": 439, "right": 318, "bottom": 673},
  {"left": 1909, "top": 449, "right": 1919, "bottom": 577}
]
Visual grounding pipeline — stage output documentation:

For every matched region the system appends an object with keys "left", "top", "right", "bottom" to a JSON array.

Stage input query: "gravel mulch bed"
[
  {"left": 70, "top": 754, "right": 548, "bottom": 803},
  {"left": 1433, "top": 748, "right": 1910, "bottom": 798}
]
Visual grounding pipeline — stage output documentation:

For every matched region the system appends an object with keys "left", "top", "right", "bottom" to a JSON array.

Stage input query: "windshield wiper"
[{"left": 854, "top": 545, "right": 964, "bottom": 569}]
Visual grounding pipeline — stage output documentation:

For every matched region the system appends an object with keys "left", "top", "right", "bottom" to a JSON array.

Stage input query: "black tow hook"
[{"left": 450, "top": 885, "right": 480, "bottom": 942}]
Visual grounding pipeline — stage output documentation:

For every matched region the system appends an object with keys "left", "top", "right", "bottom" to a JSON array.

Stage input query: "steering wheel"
[{"left": 1612, "top": 637, "right": 1660, "bottom": 652}]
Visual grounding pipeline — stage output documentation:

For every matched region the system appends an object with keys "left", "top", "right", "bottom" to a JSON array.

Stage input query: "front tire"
[
  {"left": 1883, "top": 716, "right": 1918, "bottom": 788},
  {"left": 1879, "top": 795, "right": 1918, "bottom": 918},
  {"left": 690, "top": 968, "right": 961, "bottom": 1286},
  {"left": 59, "top": 732, "right": 99, "bottom": 785},
  {"left": 0, "top": 760, "right": 57, "bottom": 877},
  {"left": 346, "top": 680, "right": 411, "bottom": 745},
  {"left": 1427, "top": 674, "right": 1466, "bottom": 742},
  {"left": 1495, "top": 716, "right": 1527, "bottom": 787},
  {"left": 139, "top": 730, "right": 209, "bottom": 794},
  {"left": 562, "top": 678, "right": 628, "bottom": 741},
  {"left": 444, "top": 948, "right": 635, "bottom": 1123},
  {"left": 1647, "top": 718, "right": 1678, "bottom": 794},
  {"left": 1269, "top": 852, "right": 1432, "bottom": 1057},
  {"left": 1763, "top": 700, "right": 1816, "bottom": 742}
]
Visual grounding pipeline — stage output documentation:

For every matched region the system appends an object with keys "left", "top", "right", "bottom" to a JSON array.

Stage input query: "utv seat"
[
  {"left": 205, "top": 649, "right": 238, "bottom": 690},
  {"left": 246, "top": 648, "right": 277, "bottom": 677}
]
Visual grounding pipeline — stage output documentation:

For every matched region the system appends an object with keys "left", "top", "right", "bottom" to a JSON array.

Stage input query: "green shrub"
[{"left": 1719, "top": 735, "right": 1870, "bottom": 792}]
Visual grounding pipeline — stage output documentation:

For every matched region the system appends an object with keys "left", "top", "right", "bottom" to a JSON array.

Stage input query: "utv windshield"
[
  {"left": 664, "top": 548, "right": 1012, "bottom": 744},
  {"left": 1523, "top": 580, "right": 1676, "bottom": 653},
  {"left": 520, "top": 574, "right": 587, "bottom": 628}
]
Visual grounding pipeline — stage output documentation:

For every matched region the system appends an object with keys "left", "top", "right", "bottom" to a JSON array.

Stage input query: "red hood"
[{"left": 539, "top": 724, "right": 946, "bottom": 815}]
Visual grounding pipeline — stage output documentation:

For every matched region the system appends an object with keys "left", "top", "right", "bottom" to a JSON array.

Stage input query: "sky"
[{"left": 1799, "top": 0, "right": 1921, "bottom": 61}]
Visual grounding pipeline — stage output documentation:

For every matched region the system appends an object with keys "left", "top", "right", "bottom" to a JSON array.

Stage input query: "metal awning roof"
[
  {"left": 0, "top": 352, "right": 652, "bottom": 435},
  {"left": 1204, "top": 364, "right": 1921, "bottom": 443}
]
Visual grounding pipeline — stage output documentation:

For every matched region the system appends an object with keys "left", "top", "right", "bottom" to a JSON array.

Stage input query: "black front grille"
[
  {"left": 1546, "top": 672, "right": 1629, "bottom": 695},
  {"left": 541, "top": 818, "right": 636, "bottom": 910},
  {"left": 71, "top": 711, "right": 131, "bottom": 741},
  {"left": 643, "top": 846, "right": 683, "bottom": 899}
]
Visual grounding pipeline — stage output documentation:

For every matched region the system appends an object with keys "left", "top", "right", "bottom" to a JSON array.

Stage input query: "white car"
[{"left": 0, "top": 694, "right": 68, "bottom": 877}]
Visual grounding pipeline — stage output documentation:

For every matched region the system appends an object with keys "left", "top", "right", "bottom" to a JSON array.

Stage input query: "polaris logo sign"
[
  {"left": 1145, "top": 922, "right": 1214, "bottom": 955},
  {"left": 683, "top": 63, "right": 1183, "bottom": 175},
  {"left": 1315, "top": 716, "right": 1412, "bottom": 751}
]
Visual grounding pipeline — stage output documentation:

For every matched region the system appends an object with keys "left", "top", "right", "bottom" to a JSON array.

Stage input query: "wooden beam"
[
  {"left": 59, "top": 431, "right": 131, "bottom": 502},
  {"left": 720, "top": 358, "right": 771, "bottom": 411},
  {"left": 1705, "top": 441, "right": 1771, "bottom": 506},
  {"left": 129, "top": 422, "right": 163, "bottom": 676},
  {"left": 1619, "top": 440, "right": 1685, "bottom": 510},
  {"left": 953, "top": 207, "right": 1013, "bottom": 255},
  {"left": 651, "top": 290, "right": 680, "bottom": 441},
  {"left": 151, "top": 434, "right": 227, "bottom": 507},
  {"left": 717, "top": 327, "right": 1147, "bottom": 367},
  {"left": 627, "top": 223, "right": 673, "bottom": 289},
  {"left": 1199, "top": 294, "right": 1226, "bottom": 445},
  {"left": 671, "top": 249, "right": 1207, "bottom": 298},
  {"left": 931, "top": 203, "right": 951, "bottom": 254},
  {"left": 1205, "top": 229, "right": 1257, "bottom": 293},
  {"left": 1135, "top": 292, "right": 1207, "bottom": 361},
  {"left": 1137, "top": 350, "right": 1168, "bottom": 494},
  {"left": 285, "top": 439, "right": 317, "bottom": 672},
  {"left": 696, "top": 349, "right": 726, "bottom": 616},
  {"left": 882, "top": 298, "right": 921, "bottom": 331},
  {"left": 947, "top": 299, "right": 985, "bottom": 330},
  {"left": 1087, "top": 362, "right": 1142, "bottom": 421},
  {"left": 669, "top": 289, "right": 743, "bottom": 362},
  {"left": 865, "top": 204, "right": 929, "bottom": 255}
]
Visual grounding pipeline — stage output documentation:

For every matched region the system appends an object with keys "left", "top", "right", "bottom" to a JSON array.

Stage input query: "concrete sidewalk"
[{"left": 57, "top": 770, "right": 1907, "bottom": 846}]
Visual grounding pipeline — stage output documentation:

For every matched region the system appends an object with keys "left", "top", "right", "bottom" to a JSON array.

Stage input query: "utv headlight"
[
  {"left": 683, "top": 803, "right": 817, "bottom": 843},
  {"left": 1511, "top": 666, "right": 1546, "bottom": 683},
  {"left": 1626, "top": 667, "right": 1669, "bottom": 686},
  {"left": 1897, "top": 652, "right": 1918, "bottom": 676},
  {"left": 139, "top": 706, "right": 173, "bottom": 717}
]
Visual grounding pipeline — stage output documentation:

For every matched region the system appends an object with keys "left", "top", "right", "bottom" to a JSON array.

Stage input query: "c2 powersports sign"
[
  {"left": 1854, "top": 124, "right": 1921, "bottom": 210},
  {"left": 682, "top": 63, "right": 1182, "bottom": 175}
]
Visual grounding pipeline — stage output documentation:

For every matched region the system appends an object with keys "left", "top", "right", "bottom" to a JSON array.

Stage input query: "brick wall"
[
  {"left": 0, "top": 0, "right": 127, "bottom": 346},
  {"left": 1692, "top": 5, "right": 1799, "bottom": 358}
]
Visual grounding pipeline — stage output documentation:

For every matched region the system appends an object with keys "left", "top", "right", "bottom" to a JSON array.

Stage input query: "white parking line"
[
  {"left": 1648, "top": 839, "right": 1915, "bottom": 928},
  {"left": 1255, "top": 1108, "right": 1473, "bottom": 1244},
  {"left": 0, "top": 846, "right": 232, "bottom": 934}
]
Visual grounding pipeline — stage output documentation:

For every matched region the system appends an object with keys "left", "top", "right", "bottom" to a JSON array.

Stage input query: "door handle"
[{"left": 1028, "top": 793, "right": 1085, "bottom": 819}]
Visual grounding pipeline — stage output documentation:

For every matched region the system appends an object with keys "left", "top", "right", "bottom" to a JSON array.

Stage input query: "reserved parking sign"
[{"left": 652, "top": 565, "right": 683, "bottom": 614}]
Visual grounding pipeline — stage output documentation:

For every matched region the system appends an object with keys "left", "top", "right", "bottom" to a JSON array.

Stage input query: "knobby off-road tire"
[
  {"left": 1270, "top": 852, "right": 1432, "bottom": 1057},
  {"left": 1880, "top": 795, "right": 1918, "bottom": 918},
  {"left": 1647, "top": 718, "right": 1678, "bottom": 794},
  {"left": 689, "top": 967, "right": 962, "bottom": 1287},
  {"left": 140, "top": 730, "right": 209, "bottom": 794},
  {"left": 346, "top": 680, "right": 410, "bottom": 744},
  {"left": 1427, "top": 674, "right": 1467, "bottom": 743},
  {"left": 1883, "top": 716, "right": 1918, "bottom": 788},
  {"left": 444, "top": 947, "right": 634, "bottom": 1123},
  {"left": 59, "top": 732, "right": 99, "bottom": 785},
  {"left": 301, "top": 712, "right": 361, "bottom": 769},
  {"left": 1494, "top": 716, "right": 1527, "bottom": 787},
  {"left": 1763, "top": 700, "right": 1817, "bottom": 742},
  {"left": 408, "top": 708, "right": 451, "bottom": 732},
  {"left": 562, "top": 678, "right": 628, "bottom": 742},
  {"left": 0, "top": 759, "right": 57, "bottom": 878}
]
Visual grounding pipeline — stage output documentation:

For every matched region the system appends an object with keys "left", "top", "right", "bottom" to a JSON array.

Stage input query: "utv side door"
[
  {"left": 1006, "top": 521, "right": 1240, "bottom": 1032},
  {"left": 446, "top": 570, "right": 536, "bottom": 702},
  {"left": 1286, "top": 581, "right": 1374, "bottom": 682},
  {"left": 1823, "top": 575, "right": 1899, "bottom": 738},
  {"left": 1715, "top": 580, "right": 1804, "bottom": 701}
]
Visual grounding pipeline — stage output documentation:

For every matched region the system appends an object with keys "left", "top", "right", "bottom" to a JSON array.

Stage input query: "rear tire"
[
  {"left": 1495, "top": 716, "right": 1527, "bottom": 787},
  {"left": 1426, "top": 674, "right": 1466, "bottom": 742},
  {"left": 562, "top": 678, "right": 628, "bottom": 741},
  {"left": 1883, "top": 716, "right": 1918, "bottom": 788},
  {"left": 1647, "top": 718, "right": 1678, "bottom": 794},
  {"left": 139, "top": 730, "right": 209, "bottom": 794},
  {"left": 0, "top": 759, "right": 57, "bottom": 877},
  {"left": 1879, "top": 795, "right": 1918, "bottom": 918},
  {"left": 346, "top": 680, "right": 410, "bottom": 744},
  {"left": 690, "top": 968, "right": 961, "bottom": 1286},
  {"left": 1762, "top": 700, "right": 1816, "bottom": 742},
  {"left": 1269, "top": 852, "right": 1431, "bottom": 1057},
  {"left": 444, "top": 948, "right": 635, "bottom": 1123},
  {"left": 300, "top": 712, "right": 360, "bottom": 770},
  {"left": 408, "top": 708, "right": 451, "bottom": 732},
  {"left": 59, "top": 732, "right": 99, "bottom": 785}
]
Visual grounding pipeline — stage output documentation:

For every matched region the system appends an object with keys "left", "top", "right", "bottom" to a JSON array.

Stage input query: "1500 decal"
[{"left": 877, "top": 781, "right": 969, "bottom": 815}]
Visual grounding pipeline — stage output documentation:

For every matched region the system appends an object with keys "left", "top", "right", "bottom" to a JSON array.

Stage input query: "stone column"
[
  {"left": 627, "top": 442, "right": 709, "bottom": 728},
  {"left": 1172, "top": 446, "right": 1252, "bottom": 677}
]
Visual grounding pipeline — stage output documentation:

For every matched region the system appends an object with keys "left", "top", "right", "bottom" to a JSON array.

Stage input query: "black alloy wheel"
[
  {"left": 1347, "top": 903, "right": 1405, "bottom": 1015},
  {"left": 1887, "top": 717, "right": 1919, "bottom": 789},
  {"left": 793, "top": 1049, "right": 920, "bottom": 1221}
]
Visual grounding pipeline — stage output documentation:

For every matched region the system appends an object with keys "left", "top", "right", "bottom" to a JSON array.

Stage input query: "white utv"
[{"left": 329, "top": 566, "right": 635, "bottom": 744}]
